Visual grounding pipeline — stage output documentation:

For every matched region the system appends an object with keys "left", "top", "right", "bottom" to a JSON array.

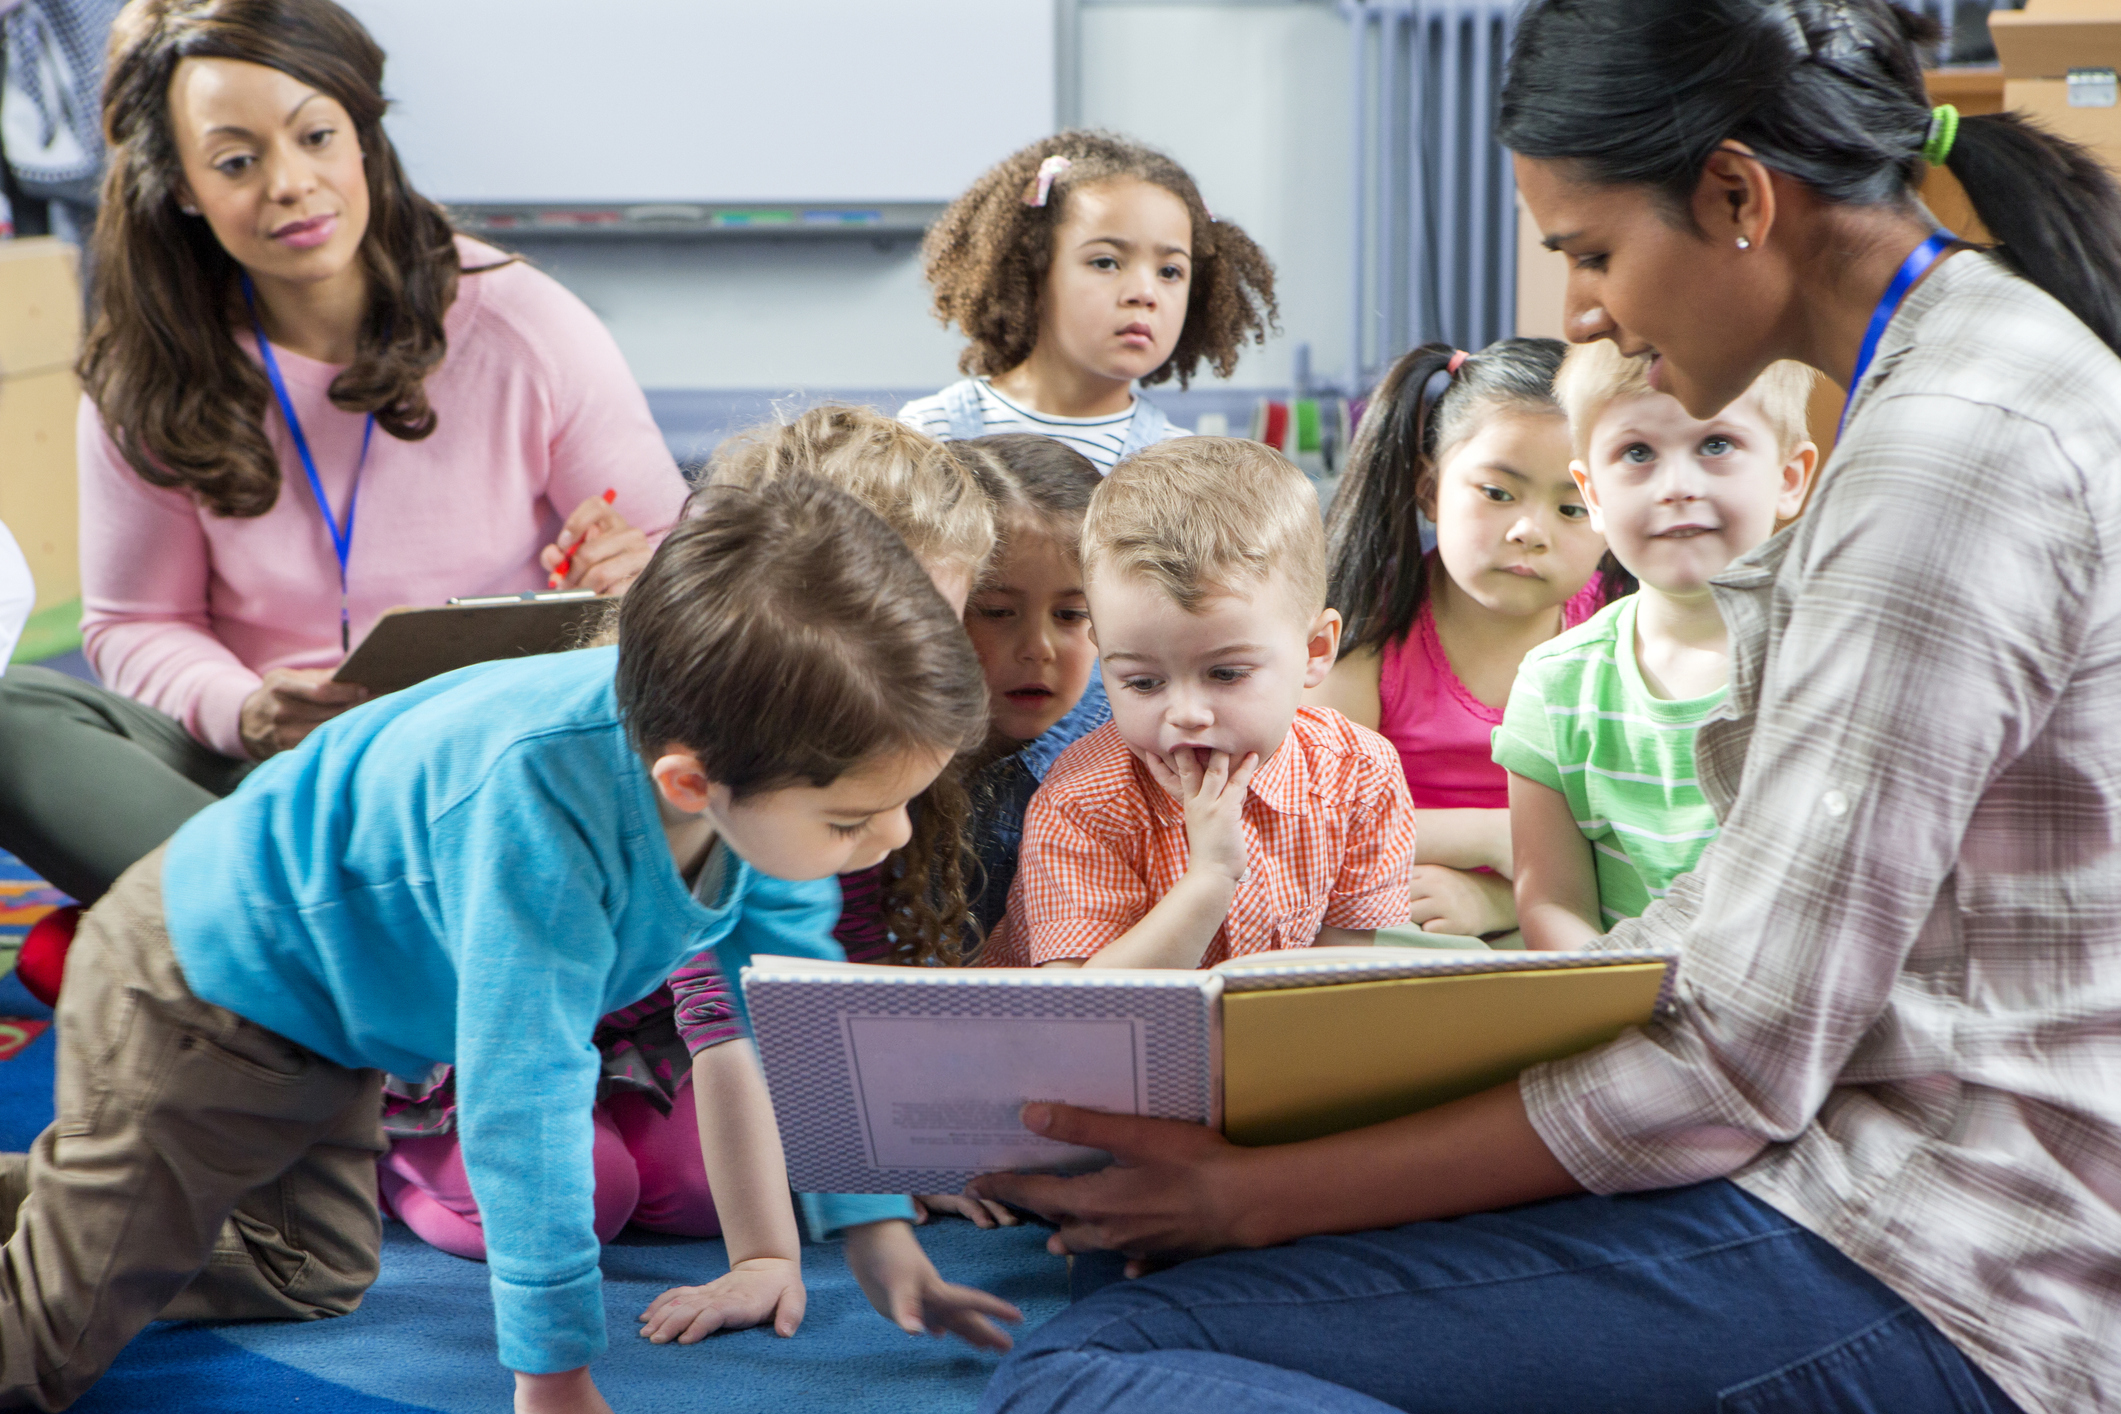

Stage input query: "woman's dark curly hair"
[
  {"left": 81, "top": 0, "right": 475, "bottom": 518},
  {"left": 921, "top": 130, "right": 1279, "bottom": 388}
]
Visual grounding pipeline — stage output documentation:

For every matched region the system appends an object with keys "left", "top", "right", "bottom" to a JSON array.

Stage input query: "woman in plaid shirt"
[{"left": 975, "top": 3, "right": 2121, "bottom": 1412}]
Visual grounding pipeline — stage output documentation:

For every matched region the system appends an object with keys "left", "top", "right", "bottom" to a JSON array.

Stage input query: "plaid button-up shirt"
[
  {"left": 1522, "top": 253, "right": 2121, "bottom": 1413},
  {"left": 984, "top": 708, "right": 1416, "bottom": 967}
]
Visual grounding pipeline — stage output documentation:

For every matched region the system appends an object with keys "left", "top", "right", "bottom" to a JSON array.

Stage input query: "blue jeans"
[{"left": 983, "top": 1181, "right": 2022, "bottom": 1414}]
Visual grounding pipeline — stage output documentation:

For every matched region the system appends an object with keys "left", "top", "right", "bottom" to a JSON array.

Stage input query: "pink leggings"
[{"left": 376, "top": 1078, "right": 720, "bottom": 1262}]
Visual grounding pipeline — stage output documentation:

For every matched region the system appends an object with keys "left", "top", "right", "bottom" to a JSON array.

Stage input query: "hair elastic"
[
  {"left": 1446, "top": 349, "right": 1471, "bottom": 374},
  {"left": 1922, "top": 104, "right": 1959, "bottom": 166},
  {"left": 1026, "top": 155, "right": 1072, "bottom": 207}
]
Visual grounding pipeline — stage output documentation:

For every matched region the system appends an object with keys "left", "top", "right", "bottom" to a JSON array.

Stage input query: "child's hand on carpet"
[
  {"left": 912, "top": 1192, "right": 1021, "bottom": 1228},
  {"left": 636, "top": 1256, "right": 806, "bottom": 1343},
  {"left": 844, "top": 1218, "right": 1024, "bottom": 1351},
  {"left": 514, "top": 1366, "right": 614, "bottom": 1414}
]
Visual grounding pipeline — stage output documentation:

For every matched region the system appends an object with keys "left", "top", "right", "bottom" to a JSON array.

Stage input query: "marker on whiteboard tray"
[{"left": 548, "top": 488, "right": 617, "bottom": 588}]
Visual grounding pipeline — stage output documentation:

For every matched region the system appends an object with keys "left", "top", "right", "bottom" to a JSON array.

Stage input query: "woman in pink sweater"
[{"left": 0, "top": 0, "right": 686, "bottom": 967}]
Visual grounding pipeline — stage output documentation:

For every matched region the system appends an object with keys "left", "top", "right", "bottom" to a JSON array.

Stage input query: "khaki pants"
[{"left": 0, "top": 848, "right": 384, "bottom": 1411}]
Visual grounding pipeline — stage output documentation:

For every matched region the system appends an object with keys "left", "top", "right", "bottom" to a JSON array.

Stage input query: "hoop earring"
[{"left": 1736, "top": 236, "right": 1752, "bottom": 251}]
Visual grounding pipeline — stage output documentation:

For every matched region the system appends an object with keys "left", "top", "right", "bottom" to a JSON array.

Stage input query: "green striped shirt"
[{"left": 1491, "top": 596, "right": 1722, "bottom": 925}]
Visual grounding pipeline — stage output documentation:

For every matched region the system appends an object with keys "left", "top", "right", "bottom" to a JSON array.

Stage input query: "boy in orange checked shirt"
[{"left": 980, "top": 438, "right": 1416, "bottom": 969}]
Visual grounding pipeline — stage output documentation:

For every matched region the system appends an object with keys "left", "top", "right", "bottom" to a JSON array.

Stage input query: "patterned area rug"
[
  {"left": 0, "top": 849, "right": 68, "bottom": 983},
  {"left": 0, "top": 850, "right": 1061, "bottom": 1411},
  {"left": 0, "top": 851, "right": 65, "bottom": 1059}
]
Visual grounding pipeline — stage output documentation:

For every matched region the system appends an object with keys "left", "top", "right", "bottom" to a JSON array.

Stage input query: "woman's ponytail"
[
  {"left": 1944, "top": 111, "right": 2121, "bottom": 354},
  {"left": 1325, "top": 337, "right": 1569, "bottom": 655}
]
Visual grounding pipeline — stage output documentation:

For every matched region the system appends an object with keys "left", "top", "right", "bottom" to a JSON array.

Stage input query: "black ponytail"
[
  {"left": 1326, "top": 342, "right": 1463, "bottom": 655},
  {"left": 1500, "top": 0, "right": 2121, "bottom": 356},
  {"left": 1943, "top": 111, "right": 2121, "bottom": 353},
  {"left": 1326, "top": 337, "right": 1629, "bottom": 656}
]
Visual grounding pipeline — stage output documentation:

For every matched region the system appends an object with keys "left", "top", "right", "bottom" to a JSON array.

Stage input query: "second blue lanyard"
[
  {"left": 1839, "top": 230, "right": 1955, "bottom": 440},
  {"left": 241, "top": 273, "right": 375, "bottom": 653}
]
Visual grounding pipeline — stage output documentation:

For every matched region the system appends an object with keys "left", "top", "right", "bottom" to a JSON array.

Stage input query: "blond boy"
[
  {"left": 1498, "top": 344, "right": 1817, "bottom": 950},
  {"left": 982, "top": 438, "right": 1416, "bottom": 969}
]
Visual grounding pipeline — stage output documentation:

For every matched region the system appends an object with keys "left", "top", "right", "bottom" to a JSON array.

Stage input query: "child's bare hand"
[
  {"left": 1408, "top": 864, "right": 1516, "bottom": 938},
  {"left": 637, "top": 1256, "right": 805, "bottom": 1344},
  {"left": 844, "top": 1219, "right": 1023, "bottom": 1351},
  {"left": 1144, "top": 747, "right": 1259, "bottom": 885},
  {"left": 913, "top": 1192, "right": 1021, "bottom": 1228},
  {"left": 513, "top": 1367, "right": 613, "bottom": 1414}
]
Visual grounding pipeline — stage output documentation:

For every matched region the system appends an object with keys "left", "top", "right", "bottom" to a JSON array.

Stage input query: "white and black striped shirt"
[{"left": 897, "top": 378, "right": 1189, "bottom": 473}]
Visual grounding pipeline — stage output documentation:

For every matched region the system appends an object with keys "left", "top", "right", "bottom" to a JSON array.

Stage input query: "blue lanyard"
[
  {"left": 1839, "top": 231, "right": 1955, "bottom": 439},
  {"left": 240, "top": 274, "right": 376, "bottom": 652}
]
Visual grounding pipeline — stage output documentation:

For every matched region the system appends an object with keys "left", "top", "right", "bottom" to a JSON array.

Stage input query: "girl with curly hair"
[{"left": 899, "top": 130, "right": 1278, "bottom": 471}]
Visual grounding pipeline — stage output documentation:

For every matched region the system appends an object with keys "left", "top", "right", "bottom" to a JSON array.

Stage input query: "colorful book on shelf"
[{"left": 743, "top": 945, "right": 1677, "bottom": 1193}]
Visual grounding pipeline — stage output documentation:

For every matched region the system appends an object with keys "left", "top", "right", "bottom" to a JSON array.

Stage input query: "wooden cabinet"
[
  {"left": 1991, "top": 0, "right": 2121, "bottom": 175},
  {"left": 0, "top": 240, "right": 82, "bottom": 613}
]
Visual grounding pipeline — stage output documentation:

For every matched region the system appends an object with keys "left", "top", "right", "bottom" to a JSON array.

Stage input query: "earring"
[
  {"left": 179, "top": 204, "right": 199, "bottom": 216},
  {"left": 1736, "top": 236, "right": 1752, "bottom": 251}
]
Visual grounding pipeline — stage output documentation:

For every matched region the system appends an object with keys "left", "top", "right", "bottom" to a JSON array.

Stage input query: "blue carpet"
[
  {"left": 54, "top": 1218, "right": 1064, "bottom": 1414},
  {"left": 0, "top": 946, "right": 1066, "bottom": 1411}
]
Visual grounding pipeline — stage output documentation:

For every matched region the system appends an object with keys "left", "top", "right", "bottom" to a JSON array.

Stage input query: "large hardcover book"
[{"left": 744, "top": 947, "right": 1677, "bottom": 1193}]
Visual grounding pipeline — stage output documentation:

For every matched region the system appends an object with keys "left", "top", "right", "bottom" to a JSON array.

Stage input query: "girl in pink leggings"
[
  {"left": 378, "top": 990, "right": 718, "bottom": 1257},
  {"left": 375, "top": 865, "right": 909, "bottom": 1256}
]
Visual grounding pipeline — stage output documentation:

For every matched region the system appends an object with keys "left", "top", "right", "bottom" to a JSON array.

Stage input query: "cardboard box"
[
  {"left": 0, "top": 238, "right": 83, "bottom": 614},
  {"left": 0, "top": 238, "right": 82, "bottom": 380},
  {"left": 0, "top": 369, "right": 79, "bottom": 611},
  {"left": 1992, "top": 0, "right": 2121, "bottom": 176}
]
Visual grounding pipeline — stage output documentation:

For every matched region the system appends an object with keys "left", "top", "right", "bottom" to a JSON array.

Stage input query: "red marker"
[{"left": 548, "top": 488, "right": 617, "bottom": 588}]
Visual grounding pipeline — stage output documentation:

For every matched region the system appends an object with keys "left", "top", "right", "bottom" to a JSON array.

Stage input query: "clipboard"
[{"left": 331, "top": 590, "right": 610, "bottom": 696}]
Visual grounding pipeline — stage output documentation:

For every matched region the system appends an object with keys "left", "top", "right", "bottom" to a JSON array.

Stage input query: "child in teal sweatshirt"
[{"left": 0, "top": 477, "right": 1017, "bottom": 1413}]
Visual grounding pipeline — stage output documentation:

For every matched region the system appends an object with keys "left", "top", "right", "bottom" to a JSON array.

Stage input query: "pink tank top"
[{"left": 1376, "top": 573, "right": 1607, "bottom": 810}]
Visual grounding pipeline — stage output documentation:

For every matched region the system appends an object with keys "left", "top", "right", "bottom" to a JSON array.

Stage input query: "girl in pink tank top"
[
  {"left": 1377, "top": 567, "right": 1607, "bottom": 811},
  {"left": 1313, "top": 339, "right": 1632, "bottom": 938}
]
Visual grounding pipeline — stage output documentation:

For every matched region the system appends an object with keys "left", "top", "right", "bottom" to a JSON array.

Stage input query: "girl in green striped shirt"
[{"left": 1497, "top": 343, "right": 1816, "bottom": 949}]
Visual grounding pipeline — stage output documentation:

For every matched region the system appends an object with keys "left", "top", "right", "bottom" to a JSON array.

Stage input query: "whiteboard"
[{"left": 340, "top": 1, "right": 1056, "bottom": 206}]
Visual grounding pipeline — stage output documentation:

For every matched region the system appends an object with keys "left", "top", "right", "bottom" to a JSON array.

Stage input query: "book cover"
[
  {"left": 744, "top": 958, "right": 1221, "bottom": 1193},
  {"left": 742, "top": 947, "right": 1678, "bottom": 1190}
]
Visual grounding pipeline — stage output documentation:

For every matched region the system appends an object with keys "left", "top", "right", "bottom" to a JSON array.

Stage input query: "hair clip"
[
  {"left": 1446, "top": 349, "right": 1471, "bottom": 375},
  {"left": 1026, "top": 155, "right": 1072, "bottom": 208}
]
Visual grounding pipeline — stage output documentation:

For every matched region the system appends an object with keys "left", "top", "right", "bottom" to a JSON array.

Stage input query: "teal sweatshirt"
[{"left": 162, "top": 646, "right": 899, "bottom": 1374}]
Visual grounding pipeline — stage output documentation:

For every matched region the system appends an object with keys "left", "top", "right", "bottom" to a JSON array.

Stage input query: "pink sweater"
[{"left": 79, "top": 238, "right": 687, "bottom": 758}]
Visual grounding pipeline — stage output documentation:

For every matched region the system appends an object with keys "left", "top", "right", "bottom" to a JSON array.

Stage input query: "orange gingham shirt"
[{"left": 981, "top": 706, "right": 1416, "bottom": 967}]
